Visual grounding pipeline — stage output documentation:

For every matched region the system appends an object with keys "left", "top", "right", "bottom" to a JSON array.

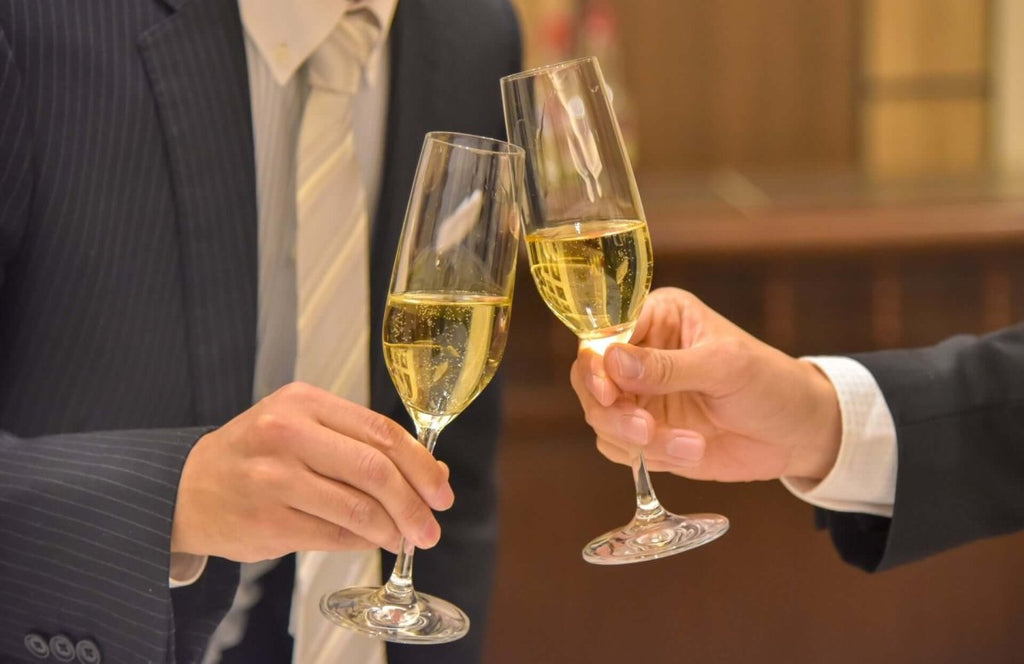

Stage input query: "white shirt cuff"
[
  {"left": 781, "top": 356, "right": 897, "bottom": 517},
  {"left": 169, "top": 552, "right": 209, "bottom": 588}
]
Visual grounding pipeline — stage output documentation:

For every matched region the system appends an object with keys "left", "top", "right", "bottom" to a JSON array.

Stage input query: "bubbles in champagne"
[
  {"left": 526, "top": 219, "right": 652, "bottom": 341},
  {"left": 383, "top": 292, "right": 511, "bottom": 430}
]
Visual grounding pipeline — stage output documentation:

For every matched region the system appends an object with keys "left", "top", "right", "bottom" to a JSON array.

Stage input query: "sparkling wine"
[
  {"left": 383, "top": 291, "right": 511, "bottom": 429},
  {"left": 526, "top": 219, "right": 652, "bottom": 343}
]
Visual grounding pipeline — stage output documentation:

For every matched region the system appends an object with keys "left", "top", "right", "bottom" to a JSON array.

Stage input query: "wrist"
[
  {"left": 170, "top": 436, "right": 207, "bottom": 555},
  {"left": 785, "top": 359, "right": 842, "bottom": 480}
]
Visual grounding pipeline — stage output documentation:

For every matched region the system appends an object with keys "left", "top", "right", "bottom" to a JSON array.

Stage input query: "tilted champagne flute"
[
  {"left": 320, "top": 132, "right": 523, "bottom": 642},
  {"left": 501, "top": 57, "right": 728, "bottom": 564}
]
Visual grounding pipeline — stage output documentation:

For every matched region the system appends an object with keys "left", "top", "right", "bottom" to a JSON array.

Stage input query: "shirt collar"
[{"left": 239, "top": 0, "right": 398, "bottom": 86}]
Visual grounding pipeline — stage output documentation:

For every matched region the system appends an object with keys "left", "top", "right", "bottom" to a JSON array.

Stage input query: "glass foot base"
[
  {"left": 320, "top": 587, "right": 469, "bottom": 644},
  {"left": 582, "top": 512, "right": 729, "bottom": 565}
]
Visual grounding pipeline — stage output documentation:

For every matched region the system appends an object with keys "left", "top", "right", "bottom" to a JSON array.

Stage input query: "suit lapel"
[{"left": 138, "top": 0, "right": 258, "bottom": 424}]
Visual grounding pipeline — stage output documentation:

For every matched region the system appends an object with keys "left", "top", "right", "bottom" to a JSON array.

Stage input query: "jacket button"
[
  {"left": 75, "top": 638, "right": 102, "bottom": 664},
  {"left": 49, "top": 634, "right": 76, "bottom": 662},
  {"left": 24, "top": 632, "right": 50, "bottom": 658}
]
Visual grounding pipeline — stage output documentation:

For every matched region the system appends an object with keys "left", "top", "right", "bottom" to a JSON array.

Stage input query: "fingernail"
[
  {"left": 613, "top": 349, "right": 643, "bottom": 379},
  {"left": 666, "top": 433, "right": 704, "bottom": 462},
  {"left": 589, "top": 372, "right": 612, "bottom": 404},
  {"left": 619, "top": 414, "right": 648, "bottom": 445},
  {"left": 418, "top": 521, "right": 441, "bottom": 549},
  {"left": 432, "top": 482, "right": 455, "bottom": 511}
]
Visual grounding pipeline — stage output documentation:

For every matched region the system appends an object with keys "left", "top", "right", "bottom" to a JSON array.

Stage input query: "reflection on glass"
[
  {"left": 503, "top": 56, "right": 729, "bottom": 564},
  {"left": 320, "top": 132, "right": 523, "bottom": 641}
]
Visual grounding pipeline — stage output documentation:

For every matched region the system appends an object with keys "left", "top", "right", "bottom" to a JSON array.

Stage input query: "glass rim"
[
  {"left": 500, "top": 55, "right": 598, "bottom": 84},
  {"left": 424, "top": 131, "right": 524, "bottom": 158}
]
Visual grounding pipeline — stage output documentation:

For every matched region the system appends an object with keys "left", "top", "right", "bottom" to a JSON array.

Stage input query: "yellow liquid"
[
  {"left": 383, "top": 291, "right": 511, "bottom": 430},
  {"left": 526, "top": 219, "right": 653, "bottom": 342}
]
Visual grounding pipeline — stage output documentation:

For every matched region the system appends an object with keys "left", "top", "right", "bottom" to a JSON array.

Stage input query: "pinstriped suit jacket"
[{"left": 0, "top": 0, "right": 520, "bottom": 662}]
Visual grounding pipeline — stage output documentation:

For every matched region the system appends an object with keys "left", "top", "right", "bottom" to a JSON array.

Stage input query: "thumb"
[{"left": 605, "top": 344, "right": 716, "bottom": 396}]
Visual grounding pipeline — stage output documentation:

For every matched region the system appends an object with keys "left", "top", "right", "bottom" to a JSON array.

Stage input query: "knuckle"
[
  {"left": 249, "top": 412, "right": 299, "bottom": 455},
  {"left": 677, "top": 288, "right": 702, "bottom": 308},
  {"left": 400, "top": 497, "right": 429, "bottom": 528},
  {"left": 331, "top": 524, "right": 350, "bottom": 548},
  {"left": 253, "top": 412, "right": 287, "bottom": 438},
  {"left": 365, "top": 414, "right": 405, "bottom": 451},
  {"left": 344, "top": 495, "right": 373, "bottom": 529},
  {"left": 356, "top": 449, "right": 392, "bottom": 490},
  {"left": 326, "top": 523, "right": 357, "bottom": 549},
  {"left": 279, "top": 381, "right": 316, "bottom": 403},
  {"left": 651, "top": 351, "right": 676, "bottom": 385},
  {"left": 245, "top": 457, "right": 285, "bottom": 489}
]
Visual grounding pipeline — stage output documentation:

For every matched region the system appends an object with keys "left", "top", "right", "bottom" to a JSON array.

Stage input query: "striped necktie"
[
  {"left": 291, "top": 11, "right": 387, "bottom": 664},
  {"left": 294, "top": 10, "right": 379, "bottom": 404}
]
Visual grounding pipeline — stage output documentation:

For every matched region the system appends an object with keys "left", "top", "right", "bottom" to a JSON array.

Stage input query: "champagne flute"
[
  {"left": 320, "top": 132, "right": 523, "bottom": 642},
  {"left": 501, "top": 56, "right": 729, "bottom": 565}
]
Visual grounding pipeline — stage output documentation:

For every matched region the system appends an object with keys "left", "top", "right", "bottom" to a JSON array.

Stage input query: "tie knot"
[{"left": 306, "top": 10, "right": 381, "bottom": 94}]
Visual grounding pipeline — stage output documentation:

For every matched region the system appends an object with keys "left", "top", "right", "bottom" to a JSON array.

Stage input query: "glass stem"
[
  {"left": 583, "top": 332, "right": 665, "bottom": 524},
  {"left": 381, "top": 425, "right": 442, "bottom": 605},
  {"left": 382, "top": 539, "right": 417, "bottom": 606},
  {"left": 632, "top": 449, "right": 665, "bottom": 522}
]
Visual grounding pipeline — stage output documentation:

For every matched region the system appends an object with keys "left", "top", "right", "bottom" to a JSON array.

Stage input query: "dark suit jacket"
[
  {"left": 818, "top": 324, "right": 1024, "bottom": 572},
  {"left": 0, "top": 0, "right": 520, "bottom": 662}
]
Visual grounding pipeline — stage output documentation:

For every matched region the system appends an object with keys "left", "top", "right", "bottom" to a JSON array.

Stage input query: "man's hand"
[
  {"left": 170, "top": 382, "right": 454, "bottom": 562},
  {"left": 570, "top": 288, "right": 843, "bottom": 483}
]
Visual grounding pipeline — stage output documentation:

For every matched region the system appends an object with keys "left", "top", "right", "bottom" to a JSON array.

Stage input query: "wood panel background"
[
  {"left": 861, "top": 0, "right": 990, "bottom": 177},
  {"left": 606, "top": 0, "right": 860, "bottom": 174},
  {"left": 487, "top": 3, "right": 1023, "bottom": 662},
  {"left": 512, "top": 0, "right": 860, "bottom": 174},
  {"left": 511, "top": 0, "right": 995, "bottom": 179},
  {"left": 480, "top": 180, "right": 1024, "bottom": 663}
]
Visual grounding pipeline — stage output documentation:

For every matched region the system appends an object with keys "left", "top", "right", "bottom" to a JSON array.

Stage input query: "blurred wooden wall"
[
  {"left": 992, "top": 0, "right": 1024, "bottom": 174},
  {"left": 511, "top": 0, "right": 994, "bottom": 178},
  {"left": 606, "top": 0, "right": 859, "bottom": 173},
  {"left": 516, "top": 0, "right": 861, "bottom": 174},
  {"left": 486, "top": 2, "right": 1024, "bottom": 663},
  {"left": 861, "top": 0, "right": 990, "bottom": 177},
  {"left": 483, "top": 193, "right": 1024, "bottom": 664}
]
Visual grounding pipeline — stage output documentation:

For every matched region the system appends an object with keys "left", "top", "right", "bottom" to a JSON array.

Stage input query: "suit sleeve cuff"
[
  {"left": 781, "top": 356, "right": 896, "bottom": 517},
  {"left": 169, "top": 553, "right": 209, "bottom": 588}
]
